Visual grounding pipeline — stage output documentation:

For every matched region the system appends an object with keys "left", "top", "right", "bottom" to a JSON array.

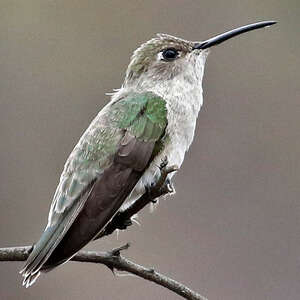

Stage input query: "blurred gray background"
[{"left": 0, "top": 1, "right": 299, "bottom": 299}]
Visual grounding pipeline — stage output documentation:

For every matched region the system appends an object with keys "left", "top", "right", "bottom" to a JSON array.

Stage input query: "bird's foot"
[{"left": 149, "top": 156, "right": 178, "bottom": 199}]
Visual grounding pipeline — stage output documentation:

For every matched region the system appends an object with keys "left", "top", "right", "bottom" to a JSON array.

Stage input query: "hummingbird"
[{"left": 20, "top": 21, "right": 276, "bottom": 287}]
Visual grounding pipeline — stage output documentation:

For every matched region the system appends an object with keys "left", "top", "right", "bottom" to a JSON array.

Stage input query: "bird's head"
[
  {"left": 124, "top": 21, "right": 276, "bottom": 87},
  {"left": 124, "top": 33, "right": 206, "bottom": 86}
]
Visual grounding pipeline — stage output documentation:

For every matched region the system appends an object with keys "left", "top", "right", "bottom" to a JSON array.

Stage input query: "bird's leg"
[
  {"left": 152, "top": 156, "right": 178, "bottom": 197},
  {"left": 145, "top": 157, "right": 178, "bottom": 206}
]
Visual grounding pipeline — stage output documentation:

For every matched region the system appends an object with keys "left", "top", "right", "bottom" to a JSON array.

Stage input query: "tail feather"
[
  {"left": 22, "top": 271, "right": 41, "bottom": 288},
  {"left": 20, "top": 205, "right": 85, "bottom": 285},
  {"left": 20, "top": 183, "right": 95, "bottom": 287},
  {"left": 21, "top": 228, "right": 61, "bottom": 273},
  {"left": 20, "top": 225, "right": 65, "bottom": 286}
]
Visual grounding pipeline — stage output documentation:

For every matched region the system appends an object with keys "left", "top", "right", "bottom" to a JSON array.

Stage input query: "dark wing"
[{"left": 20, "top": 92, "right": 167, "bottom": 286}]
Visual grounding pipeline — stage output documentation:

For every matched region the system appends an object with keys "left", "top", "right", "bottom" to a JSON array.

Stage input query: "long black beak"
[{"left": 193, "top": 21, "right": 277, "bottom": 50}]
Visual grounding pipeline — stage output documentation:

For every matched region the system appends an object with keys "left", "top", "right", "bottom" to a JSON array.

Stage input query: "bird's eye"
[{"left": 161, "top": 48, "right": 179, "bottom": 61}]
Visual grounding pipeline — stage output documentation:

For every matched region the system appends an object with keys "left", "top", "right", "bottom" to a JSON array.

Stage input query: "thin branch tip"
[{"left": 110, "top": 243, "right": 130, "bottom": 256}]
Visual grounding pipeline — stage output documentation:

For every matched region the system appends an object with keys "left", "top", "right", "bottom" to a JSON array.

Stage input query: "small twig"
[
  {"left": 0, "top": 245, "right": 207, "bottom": 300},
  {"left": 96, "top": 158, "right": 178, "bottom": 239},
  {"left": 109, "top": 243, "right": 130, "bottom": 256}
]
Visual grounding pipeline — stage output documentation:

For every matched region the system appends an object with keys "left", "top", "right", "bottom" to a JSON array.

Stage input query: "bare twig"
[{"left": 0, "top": 245, "right": 207, "bottom": 300}]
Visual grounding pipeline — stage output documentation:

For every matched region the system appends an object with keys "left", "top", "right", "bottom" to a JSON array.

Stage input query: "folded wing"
[{"left": 20, "top": 92, "right": 167, "bottom": 286}]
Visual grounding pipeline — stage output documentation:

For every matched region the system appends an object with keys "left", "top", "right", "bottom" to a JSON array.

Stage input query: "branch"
[
  {"left": 0, "top": 158, "right": 208, "bottom": 299},
  {"left": 0, "top": 244, "right": 207, "bottom": 300},
  {"left": 96, "top": 158, "right": 178, "bottom": 239}
]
